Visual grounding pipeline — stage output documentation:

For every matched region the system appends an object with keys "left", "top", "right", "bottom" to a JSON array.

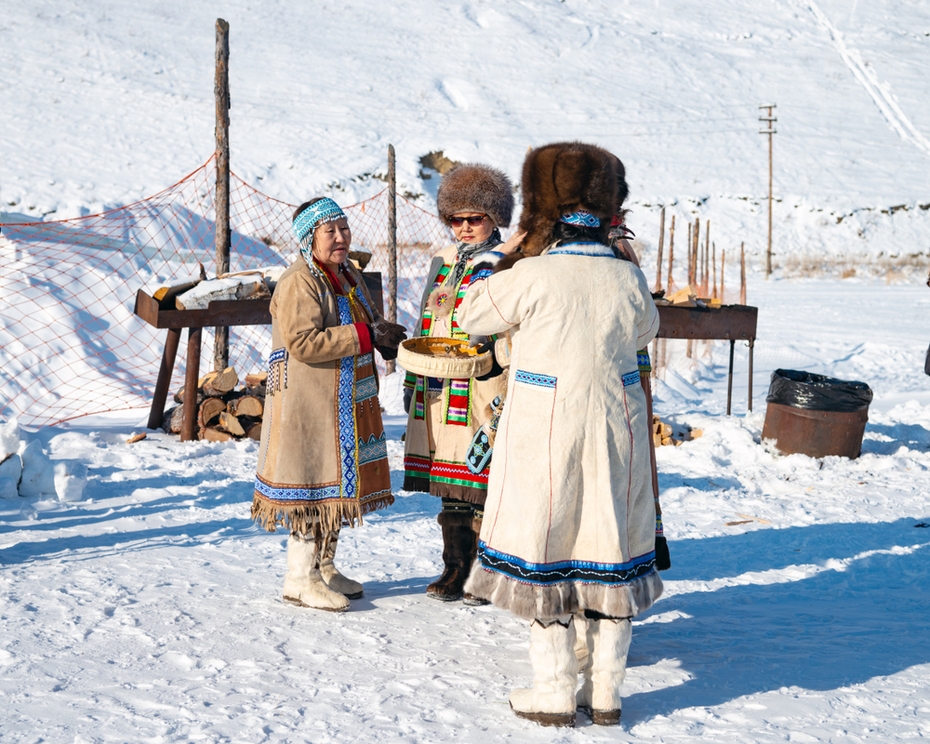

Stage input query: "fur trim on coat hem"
[
  {"left": 251, "top": 491, "right": 394, "bottom": 535},
  {"left": 463, "top": 563, "right": 663, "bottom": 621}
]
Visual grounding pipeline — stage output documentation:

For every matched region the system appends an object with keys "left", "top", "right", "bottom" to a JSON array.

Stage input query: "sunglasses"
[{"left": 449, "top": 215, "right": 487, "bottom": 227}]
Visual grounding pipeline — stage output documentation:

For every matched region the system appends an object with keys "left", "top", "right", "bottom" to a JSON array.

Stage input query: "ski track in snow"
[{"left": 803, "top": 0, "right": 930, "bottom": 157}]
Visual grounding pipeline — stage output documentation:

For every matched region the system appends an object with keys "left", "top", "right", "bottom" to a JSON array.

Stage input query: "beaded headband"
[
  {"left": 559, "top": 210, "right": 601, "bottom": 228},
  {"left": 292, "top": 198, "right": 346, "bottom": 244}
]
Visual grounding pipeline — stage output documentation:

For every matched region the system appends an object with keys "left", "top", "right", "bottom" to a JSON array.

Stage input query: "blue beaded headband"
[
  {"left": 559, "top": 210, "right": 601, "bottom": 228},
  {"left": 292, "top": 198, "right": 346, "bottom": 244}
]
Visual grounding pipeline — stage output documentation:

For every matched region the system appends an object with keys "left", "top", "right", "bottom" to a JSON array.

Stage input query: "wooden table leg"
[
  {"left": 147, "top": 328, "right": 181, "bottom": 430},
  {"left": 181, "top": 327, "right": 202, "bottom": 442},
  {"left": 726, "top": 339, "right": 735, "bottom": 416},
  {"left": 748, "top": 338, "right": 755, "bottom": 412}
]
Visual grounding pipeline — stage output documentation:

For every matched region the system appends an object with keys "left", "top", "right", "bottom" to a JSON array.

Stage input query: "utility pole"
[
  {"left": 759, "top": 103, "right": 777, "bottom": 278},
  {"left": 214, "top": 18, "right": 231, "bottom": 370}
]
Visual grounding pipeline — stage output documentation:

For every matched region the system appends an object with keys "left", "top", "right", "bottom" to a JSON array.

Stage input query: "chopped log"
[
  {"left": 245, "top": 371, "right": 268, "bottom": 387},
  {"left": 175, "top": 275, "right": 270, "bottom": 310},
  {"left": 162, "top": 406, "right": 184, "bottom": 434},
  {"left": 200, "top": 367, "right": 239, "bottom": 397},
  {"left": 173, "top": 387, "right": 205, "bottom": 406},
  {"left": 228, "top": 395, "right": 263, "bottom": 418},
  {"left": 200, "top": 425, "right": 234, "bottom": 442},
  {"left": 239, "top": 416, "right": 263, "bottom": 441},
  {"left": 217, "top": 411, "right": 245, "bottom": 437},
  {"left": 198, "top": 397, "right": 226, "bottom": 427},
  {"left": 126, "top": 432, "right": 147, "bottom": 444},
  {"left": 244, "top": 384, "right": 267, "bottom": 398},
  {"left": 153, "top": 279, "right": 202, "bottom": 309}
]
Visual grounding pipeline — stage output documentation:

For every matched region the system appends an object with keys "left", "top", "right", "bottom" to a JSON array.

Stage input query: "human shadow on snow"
[{"left": 624, "top": 518, "right": 930, "bottom": 725}]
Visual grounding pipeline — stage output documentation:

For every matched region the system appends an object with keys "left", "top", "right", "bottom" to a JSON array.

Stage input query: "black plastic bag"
[{"left": 766, "top": 369, "right": 872, "bottom": 413}]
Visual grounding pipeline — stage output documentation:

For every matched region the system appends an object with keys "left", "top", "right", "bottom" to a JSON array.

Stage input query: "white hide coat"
[{"left": 457, "top": 244, "right": 663, "bottom": 620}]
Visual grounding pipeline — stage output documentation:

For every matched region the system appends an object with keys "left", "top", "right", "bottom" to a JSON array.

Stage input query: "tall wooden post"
[
  {"left": 655, "top": 206, "right": 665, "bottom": 292},
  {"left": 740, "top": 242, "right": 747, "bottom": 305},
  {"left": 213, "top": 18, "right": 231, "bottom": 371},
  {"left": 721, "top": 248, "right": 726, "bottom": 304},
  {"left": 386, "top": 145, "right": 398, "bottom": 375},
  {"left": 666, "top": 215, "right": 675, "bottom": 291},
  {"left": 759, "top": 103, "right": 777, "bottom": 278}
]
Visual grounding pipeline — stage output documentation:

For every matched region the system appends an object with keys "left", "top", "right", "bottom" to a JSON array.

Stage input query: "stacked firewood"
[
  {"left": 653, "top": 415, "right": 703, "bottom": 447},
  {"left": 162, "top": 368, "right": 267, "bottom": 442}
]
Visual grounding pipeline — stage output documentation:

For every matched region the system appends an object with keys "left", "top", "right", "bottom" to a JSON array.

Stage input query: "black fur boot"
[{"left": 426, "top": 507, "right": 474, "bottom": 601}]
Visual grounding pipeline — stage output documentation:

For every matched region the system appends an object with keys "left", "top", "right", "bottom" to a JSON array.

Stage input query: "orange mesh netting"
[{"left": 0, "top": 156, "right": 452, "bottom": 429}]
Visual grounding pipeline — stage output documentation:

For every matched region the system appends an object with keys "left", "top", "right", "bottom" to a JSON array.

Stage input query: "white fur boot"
[
  {"left": 282, "top": 534, "right": 350, "bottom": 612},
  {"left": 509, "top": 616, "right": 577, "bottom": 727},
  {"left": 319, "top": 529, "right": 363, "bottom": 600},
  {"left": 577, "top": 617, "right": 632, "bottom": 725}
]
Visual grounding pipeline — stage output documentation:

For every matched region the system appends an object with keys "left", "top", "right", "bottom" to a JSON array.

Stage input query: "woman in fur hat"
[
  {"left": 456, "top": 142, "right": 662, "bottom": 727},
  {"left": 252, "top": 197, "right": 407, "bottom": 612},
  {"left": 402, "top": 163, "right": 514, "bottom": 603}
]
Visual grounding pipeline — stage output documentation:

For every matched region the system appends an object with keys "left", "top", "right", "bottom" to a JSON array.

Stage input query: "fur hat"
[
  {"left": 517, "top": 142, "right": 627, "bottom": 256},
  {"left": 436, "top": 163, "right": 514, "bottom": 228}
]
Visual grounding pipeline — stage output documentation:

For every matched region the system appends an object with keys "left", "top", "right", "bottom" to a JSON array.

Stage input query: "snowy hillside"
[
  {"left": 2, "top": 0, "right": 930, "bottom": 266},
  {"left": 2, "top": 1, "right": 930, "bottom": 742}
]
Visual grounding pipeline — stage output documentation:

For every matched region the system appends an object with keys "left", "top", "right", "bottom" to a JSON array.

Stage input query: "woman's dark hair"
[
  {"left": 293, "top": 196, "right": 327, "bottom": 222},
  {"left": 551, "top": 221, "right": 610, "bottom": 247}
]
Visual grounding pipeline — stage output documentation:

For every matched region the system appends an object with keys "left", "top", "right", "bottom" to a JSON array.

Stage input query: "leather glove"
[
  {"left": 403, "top": 387, "right": 413, "bottom": 414},
  {"left": 371, "top": 319, "right": 407, "bottom": 349},
  {"left": 475, "top": 340, "right": 504, "bottom": 381}
]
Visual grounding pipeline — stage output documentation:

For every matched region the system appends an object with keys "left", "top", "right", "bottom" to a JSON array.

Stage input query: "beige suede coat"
[
  {"left": 252, "top": 259, "right": 393, "bottom": 535},
  {"left": 456, "top": 243, "right": 663, "bottom": 620}
]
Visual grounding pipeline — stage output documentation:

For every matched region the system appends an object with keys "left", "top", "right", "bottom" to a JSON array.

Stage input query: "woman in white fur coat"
[{"left": 457, "top": 142, "right": 663, "bottom": 728}]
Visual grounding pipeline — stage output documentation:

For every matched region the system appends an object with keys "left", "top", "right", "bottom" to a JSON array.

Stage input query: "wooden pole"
[
  {"left": 691, "top": 217, "right": 701, "bottom": 294},
  {"left": 686, "top": 222, "right": 693, "bottom": 287},
  {"left": 213, "top": 18, "right": 231, "bottom": 372},
  {"left": 721, "top": 248, "right": 726, "bottom": 304},
  {"left": 655, "top": 207, "right": 665, "bottom": 292},
  {"left": 666, "top": 215, "right": 675, "bottom": 291},
  {"left": 740, "top": 242, "right": 747, "bottom": 305},
  {"left": 704, "top": 220, "right": 711, "bottom": 295},
  {"left": 712, "top": 242, "right": 717, "bottom": 299},
  {"left": 386, "top": 144, "right": 398, "bottom": 375}
]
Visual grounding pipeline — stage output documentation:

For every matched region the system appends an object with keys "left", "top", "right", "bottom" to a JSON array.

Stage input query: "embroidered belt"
[{"left": 621, "top": 370, "right": 640, "bottom": 387}]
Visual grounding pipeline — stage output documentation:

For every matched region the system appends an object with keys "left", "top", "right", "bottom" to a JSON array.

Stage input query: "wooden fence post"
[
  {"left": 655, "top": 206, "right": 665, "bottom": 292},
  {"left": 386, "top": 144, "right": 398, "bottom": 375},
  {"left": 666, "top": 214, "right": 675, "bottom": 292},
  {"left": 213, "top": 18, "right": 231, "bottom": 372}
]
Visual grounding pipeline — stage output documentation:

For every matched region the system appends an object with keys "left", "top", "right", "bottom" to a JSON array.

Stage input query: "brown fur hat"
[
  {"left": 517, "top": 142, "right": 625, "bottom": 257},
  {"left": 437, "top": 163, "right": 514, "bottom": 228}
]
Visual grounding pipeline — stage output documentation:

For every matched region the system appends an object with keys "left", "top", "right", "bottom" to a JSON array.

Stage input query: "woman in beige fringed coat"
[
  {"left": 253, "top": 197, "right": 406, "bottom": 612},
  {"left": 457, "top": 142, "right": 662, "bottom": 728}
]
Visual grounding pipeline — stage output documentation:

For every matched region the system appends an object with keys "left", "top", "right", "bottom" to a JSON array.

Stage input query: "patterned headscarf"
[{"left": 292, "top": 198, "right": 347, "bottom": 266}]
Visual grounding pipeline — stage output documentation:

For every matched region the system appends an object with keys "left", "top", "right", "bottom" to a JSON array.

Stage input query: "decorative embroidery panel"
[
  {"left": 621, "top": 370, "right": 641, "bottom": 388},
  {"left": 357, "top": 432, "right": 388, "bottom": 466},
  {"left": 335, "top": 295, "right": 358, "bottom": 501},
  {"left": 355, "top": 375, "right": 378, "bottom": 403},
  {"left": 477, "top": 542, "right": 657, "bottom": 586},
  {"left": 267, "top": 348, "right": 288, "bottom": 394},
  {"left": 430, "top": 459, "right": 489, "bottom": 489},
  {"left": 444, "top": 378, "right": 471, "bottom": 426},
  {"left": 254, "top": 476, "right": 340, "bottom": 503},
  {"left": 514, "top": 370, "right": 557, "bottom": 389}
]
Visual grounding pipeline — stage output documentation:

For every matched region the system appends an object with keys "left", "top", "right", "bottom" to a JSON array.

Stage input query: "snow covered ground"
[
  {"left": 2, "top": 278, "right": 929, "bottom": 742},
  {"left": 3, "top": 0, "right": 930, "bottom": 741}
]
